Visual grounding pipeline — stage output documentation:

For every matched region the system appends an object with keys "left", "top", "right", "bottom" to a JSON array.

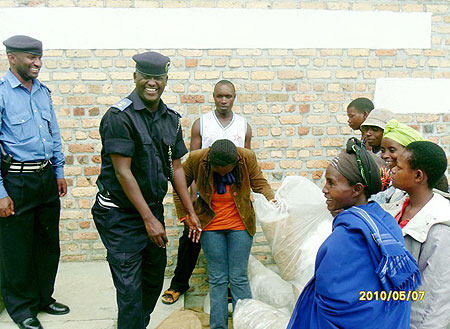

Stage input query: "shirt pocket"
[
  {"left": 41, "top": 109, "right": 52, "bottom": 136},
  {"left": 8, "top": 111, "right": 34, "bottom": 141}
]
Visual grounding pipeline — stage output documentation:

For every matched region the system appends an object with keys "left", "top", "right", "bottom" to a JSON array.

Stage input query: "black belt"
[{"left": 8, "top": 160, "right": 49, "bottom": 173}]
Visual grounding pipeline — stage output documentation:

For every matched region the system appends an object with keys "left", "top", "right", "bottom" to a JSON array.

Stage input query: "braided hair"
[{"left": 204, "top": 139, "right": 241, "bottom": 189}]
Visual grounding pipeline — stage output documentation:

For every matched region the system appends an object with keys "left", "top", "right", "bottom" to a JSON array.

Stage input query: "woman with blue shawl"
[{"left": 287, "top": 138, "right": 421, "bottom": 329}]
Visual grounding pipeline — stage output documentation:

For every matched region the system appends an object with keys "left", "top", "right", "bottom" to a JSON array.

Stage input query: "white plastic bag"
[
  {"left": 247, "top": 255, "right": 295, "bottom": 310},
  {"left": 253, "top": 176, "right": 333, "bottom": 286},
  {"left": 233, "top": 299, "right": 291, "bottom": 329}
]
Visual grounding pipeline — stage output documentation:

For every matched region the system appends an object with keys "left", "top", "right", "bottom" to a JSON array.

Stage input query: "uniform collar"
[
  {"left": 5, "top": 69, "right": 40, "bottom": 90},
  {"left": 402, "top": 192, "right": 450, "bottom": 243},
  {"left": 129, "top": 89, "right": 167, "bottom": 114}
]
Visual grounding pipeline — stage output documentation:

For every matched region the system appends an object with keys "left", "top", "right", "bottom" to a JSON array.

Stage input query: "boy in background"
[{"left": 346, "top": 97, "right": 374, "bottom": 133}]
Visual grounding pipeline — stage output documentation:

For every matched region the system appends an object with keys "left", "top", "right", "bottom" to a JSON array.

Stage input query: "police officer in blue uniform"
[
  {"left": 0, "top": 35, "right": 70, "bottom": 329},
  {"left": 92, "top": 51, "right": 202, "bottom": 329}
]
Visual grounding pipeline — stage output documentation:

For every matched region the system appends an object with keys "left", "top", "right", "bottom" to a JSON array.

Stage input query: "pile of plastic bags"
[{"left": 234, "top": 176, "right": 333, "bottom": 329}]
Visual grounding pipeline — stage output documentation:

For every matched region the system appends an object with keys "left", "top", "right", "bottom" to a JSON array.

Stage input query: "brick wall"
[{"left": 1, "top": 0, "right": 449, "bottom": 295}]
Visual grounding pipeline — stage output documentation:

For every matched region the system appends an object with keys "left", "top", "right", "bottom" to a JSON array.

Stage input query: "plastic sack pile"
[{"left": 234, "top": 176, "right": 333, "bottom": 329}]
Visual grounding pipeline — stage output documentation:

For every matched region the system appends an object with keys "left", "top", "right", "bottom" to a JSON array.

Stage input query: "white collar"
[{"left": 402, "top": 193, "right": 450, "bottom": 243}]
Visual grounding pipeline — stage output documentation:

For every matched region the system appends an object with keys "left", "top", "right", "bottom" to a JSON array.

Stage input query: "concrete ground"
[{"left": 0, "top": 261, "right": 184, "bottom": 329}]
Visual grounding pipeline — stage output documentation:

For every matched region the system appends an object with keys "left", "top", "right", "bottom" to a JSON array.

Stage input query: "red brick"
[
  {"left": 73, "top": 107, "right": 85, "bottom": 116},
  {"left": 84, "top": 166, "right": 100, "bottom": 176},
  {"left": 80, "top": 221, "right": 91, "bottom": 229},
  {"left": 298, "top": 127, "right": 309, "bottom": 135},
  {"left": 300, "top": 105, "right": 310, "bottom": 113},
  {"left": 65, "top": 155, "right": 74, "bottom": 165},
  {"left": 89, "top": 107, "right": 100, "bottom": 116},
  {"left": 185, "top": 59, "right": 198, "bottom": 67},
  {"left": 68, "top": 144, "right": 94, "bottom": 153},
  {"left": 312, "top": 170, "right": 324, "bottom": 180},
  {"left": 77, "top": 155, "right": 89, "bottom": 164},
  {"left": 92, "top": 155, "right": 102, "bottom": 163},
  {"left": 180, "top": 95, "right": 205, "bottom": 103},
  {"left": 286, "top": 83, "right": 297, "bottom": 91}
]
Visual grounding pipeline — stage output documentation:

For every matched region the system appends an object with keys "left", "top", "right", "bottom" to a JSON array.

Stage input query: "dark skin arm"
[
  {"left": 189, "top": 119, "right": 202, "bottom": 202},
  {"left": 244, "top": 123, "right": 252, "bottom": 149},
  {"left": 0, "top": 196, "right": 14, "bottom": 217},
  {"left": 57, "top": 178, "right": 67, "bottom": 197},
  {"left": 110, "top": 154, "right": 168, "bottom": 248},
  {"left": 171, "top": 158, "right": 202, "bottom": 243}
]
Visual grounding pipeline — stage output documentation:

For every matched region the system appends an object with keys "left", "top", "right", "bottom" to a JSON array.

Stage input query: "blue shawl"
[{"left": 287, "top": 202, "right": 420, "bottom": 329}]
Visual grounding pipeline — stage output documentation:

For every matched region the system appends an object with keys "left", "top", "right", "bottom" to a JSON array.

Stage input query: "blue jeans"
[{"left": 201, "top": 230, "right": 253, "bottom": 329}]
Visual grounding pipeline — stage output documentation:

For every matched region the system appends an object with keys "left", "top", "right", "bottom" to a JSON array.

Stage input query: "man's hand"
[
  {"left": 0, "top": 196, "right": 14, "bottom": 217},
  {"left": 57, "top": 178, "right": 67, "bottom": 197},
  {"left": 144, "top": 217, "right": 168, "bottom": 248},
  {"left": 185, "top": 213, "right": 202, "bottom": 243}
]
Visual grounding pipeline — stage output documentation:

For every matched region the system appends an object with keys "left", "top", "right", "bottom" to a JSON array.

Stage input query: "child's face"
[
  {"left": 361, "top": 126, "right": 383, "bottom": 148},
  {"left": 391, "top": 150, "right": 415, "bottom": 192},
  {"left": 381, "top": 138, "right": 405, "bottom": 169},
  {"left": 347, "top": 107, "right": 368, "bottom": 130}
]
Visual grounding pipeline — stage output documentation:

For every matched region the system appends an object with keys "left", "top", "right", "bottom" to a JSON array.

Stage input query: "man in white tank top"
[{"left": 161, "top": 80, "right": 252, "bottom": 304}]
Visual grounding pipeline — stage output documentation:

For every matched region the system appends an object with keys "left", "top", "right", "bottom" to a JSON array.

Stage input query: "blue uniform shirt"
[{"left": 0, "top": 69, "right": 65, "bottom": 198}]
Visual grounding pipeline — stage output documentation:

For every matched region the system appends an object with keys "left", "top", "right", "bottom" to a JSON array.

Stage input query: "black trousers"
[
  {"left": 0, "top": 166, "right": 60, "bottom": 323},
  {"left": 92, "top": 201, "right": 166, "bottom": 329},
  {"left": 169, "top": 224, "right": 202, "bottom": 294}
]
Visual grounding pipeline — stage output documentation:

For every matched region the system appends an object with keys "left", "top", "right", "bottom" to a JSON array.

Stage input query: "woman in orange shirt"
[{"left": 174, "top": 139, "right": 274, "bottom": 329}]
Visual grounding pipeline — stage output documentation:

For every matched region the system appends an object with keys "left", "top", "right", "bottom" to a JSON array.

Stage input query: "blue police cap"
[
  {"left": 3, "top": 35, "right": 43, "bottom": 56},
  {"left": 132, "top": 51, "right": 170, "bottom": 76}
]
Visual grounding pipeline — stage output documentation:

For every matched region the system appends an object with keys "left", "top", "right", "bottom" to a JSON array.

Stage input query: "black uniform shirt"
[{"left": 98, "top": 89, "right": 188, "bottom": 211}]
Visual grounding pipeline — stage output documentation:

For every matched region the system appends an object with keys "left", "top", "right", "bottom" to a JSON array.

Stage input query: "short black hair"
[
  {"left": 347, "top": 97, "right": 374, "bottom": 114},
  {"left": 209, "top": 139, "right": 238, "bottom": 166},
  {"left": 214, "top": 80, "right": 235, "bottom": 94},
  {"left": 405, "top": 141, "right": 448, "bottom": 189}
]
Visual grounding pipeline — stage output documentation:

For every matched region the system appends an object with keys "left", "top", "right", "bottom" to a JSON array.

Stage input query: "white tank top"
[{"left": 200, "top": 111, "right": 247, "bottom": 149}]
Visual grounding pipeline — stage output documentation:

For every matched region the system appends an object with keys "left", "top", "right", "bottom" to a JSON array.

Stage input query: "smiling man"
[
  {"left": 0, "top": 35, "right": 68, "bottom": 329},
  {"left": 92, "top": 51, "right": 201, "bottom": 329}
]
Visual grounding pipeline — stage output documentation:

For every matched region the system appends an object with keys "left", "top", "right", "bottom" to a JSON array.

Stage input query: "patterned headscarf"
[
  {"left": 383, "top": 119, "right": 426, "bottom": 147},
  {"left": 330, "top": 138, "right": 384, "bottom": 196}
]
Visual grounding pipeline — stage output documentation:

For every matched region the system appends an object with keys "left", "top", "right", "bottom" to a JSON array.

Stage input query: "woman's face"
[
  {"left": 381, "top": 138, "right": 405, "bottom": 169},
  {"left": 361, "top": 125, "right": 384, "bottom": 148},
  {"left": 391, "top": 150, "right": 415, "bottom": 192},
  {"left": 211, "top": 163, "right": 235, "bottom": 176},
  {"left": 322, "top": 166, "right": 358, "bottom": 212}
]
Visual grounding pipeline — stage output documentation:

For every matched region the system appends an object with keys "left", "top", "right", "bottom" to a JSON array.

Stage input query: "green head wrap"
[{"left": 383, "top": 119, "right": 426, "bottom": 147}]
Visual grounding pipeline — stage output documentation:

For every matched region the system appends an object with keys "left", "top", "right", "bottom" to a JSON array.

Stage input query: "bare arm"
[
  {"left": 189, "top": 118, "right": 202, "bottom": 202},
  {"left": 245, "top": 123, "right": 252, "bottom": 149},
  {"left": 110, "top": 154, "right": 168, "bottom": 248},
  {"left": 171, "top": 158, "right": 202, "bottom": 243}
]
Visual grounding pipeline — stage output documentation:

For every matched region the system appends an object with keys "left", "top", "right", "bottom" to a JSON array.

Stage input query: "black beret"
[
  {"left": 3, "top": 35, "right": 43, "bottom": 56},
  {"left": 132, "top": 51, "right": 170, "bottom": 76}
]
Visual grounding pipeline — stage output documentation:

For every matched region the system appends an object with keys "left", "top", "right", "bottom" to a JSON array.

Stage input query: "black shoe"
[
  {"left": 17, "top": 317, "right": 43, "bottom": 329},
  {"left": 41, "top": 301, "right": 70, "bottom": 315}
]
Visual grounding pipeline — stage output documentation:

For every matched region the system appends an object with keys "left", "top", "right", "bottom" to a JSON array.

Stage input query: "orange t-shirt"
[{"left": 204, "top": 185, "right": 246, "bottom": 231}]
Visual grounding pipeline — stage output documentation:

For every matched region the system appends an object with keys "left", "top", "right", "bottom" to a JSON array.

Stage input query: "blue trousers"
[{"left": 201, "top": 230, "right": 253, "bottom": 329}]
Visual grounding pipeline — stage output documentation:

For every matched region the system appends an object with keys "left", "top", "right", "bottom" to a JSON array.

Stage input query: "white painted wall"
[
  {"left": 0, "top": 8, "right": 431, "bottom": 49},
  {"left": 375, "top": 78, "right": 450, "bottom": 114}
]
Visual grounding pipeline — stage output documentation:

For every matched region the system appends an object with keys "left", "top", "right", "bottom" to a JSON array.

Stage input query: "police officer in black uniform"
[{"left": 92, "top": 51, "right": 201, "bottom": 329}]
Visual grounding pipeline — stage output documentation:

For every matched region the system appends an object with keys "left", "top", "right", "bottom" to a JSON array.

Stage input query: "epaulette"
[
  {"left": 167, "top": 107, "right": 182, "bottom": 118},
  {"left": 111, "top": 98, "right": 132, "bottom": 112},
  {"left": 41, "top": 83, "right": 52, "bottom": 94}
]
